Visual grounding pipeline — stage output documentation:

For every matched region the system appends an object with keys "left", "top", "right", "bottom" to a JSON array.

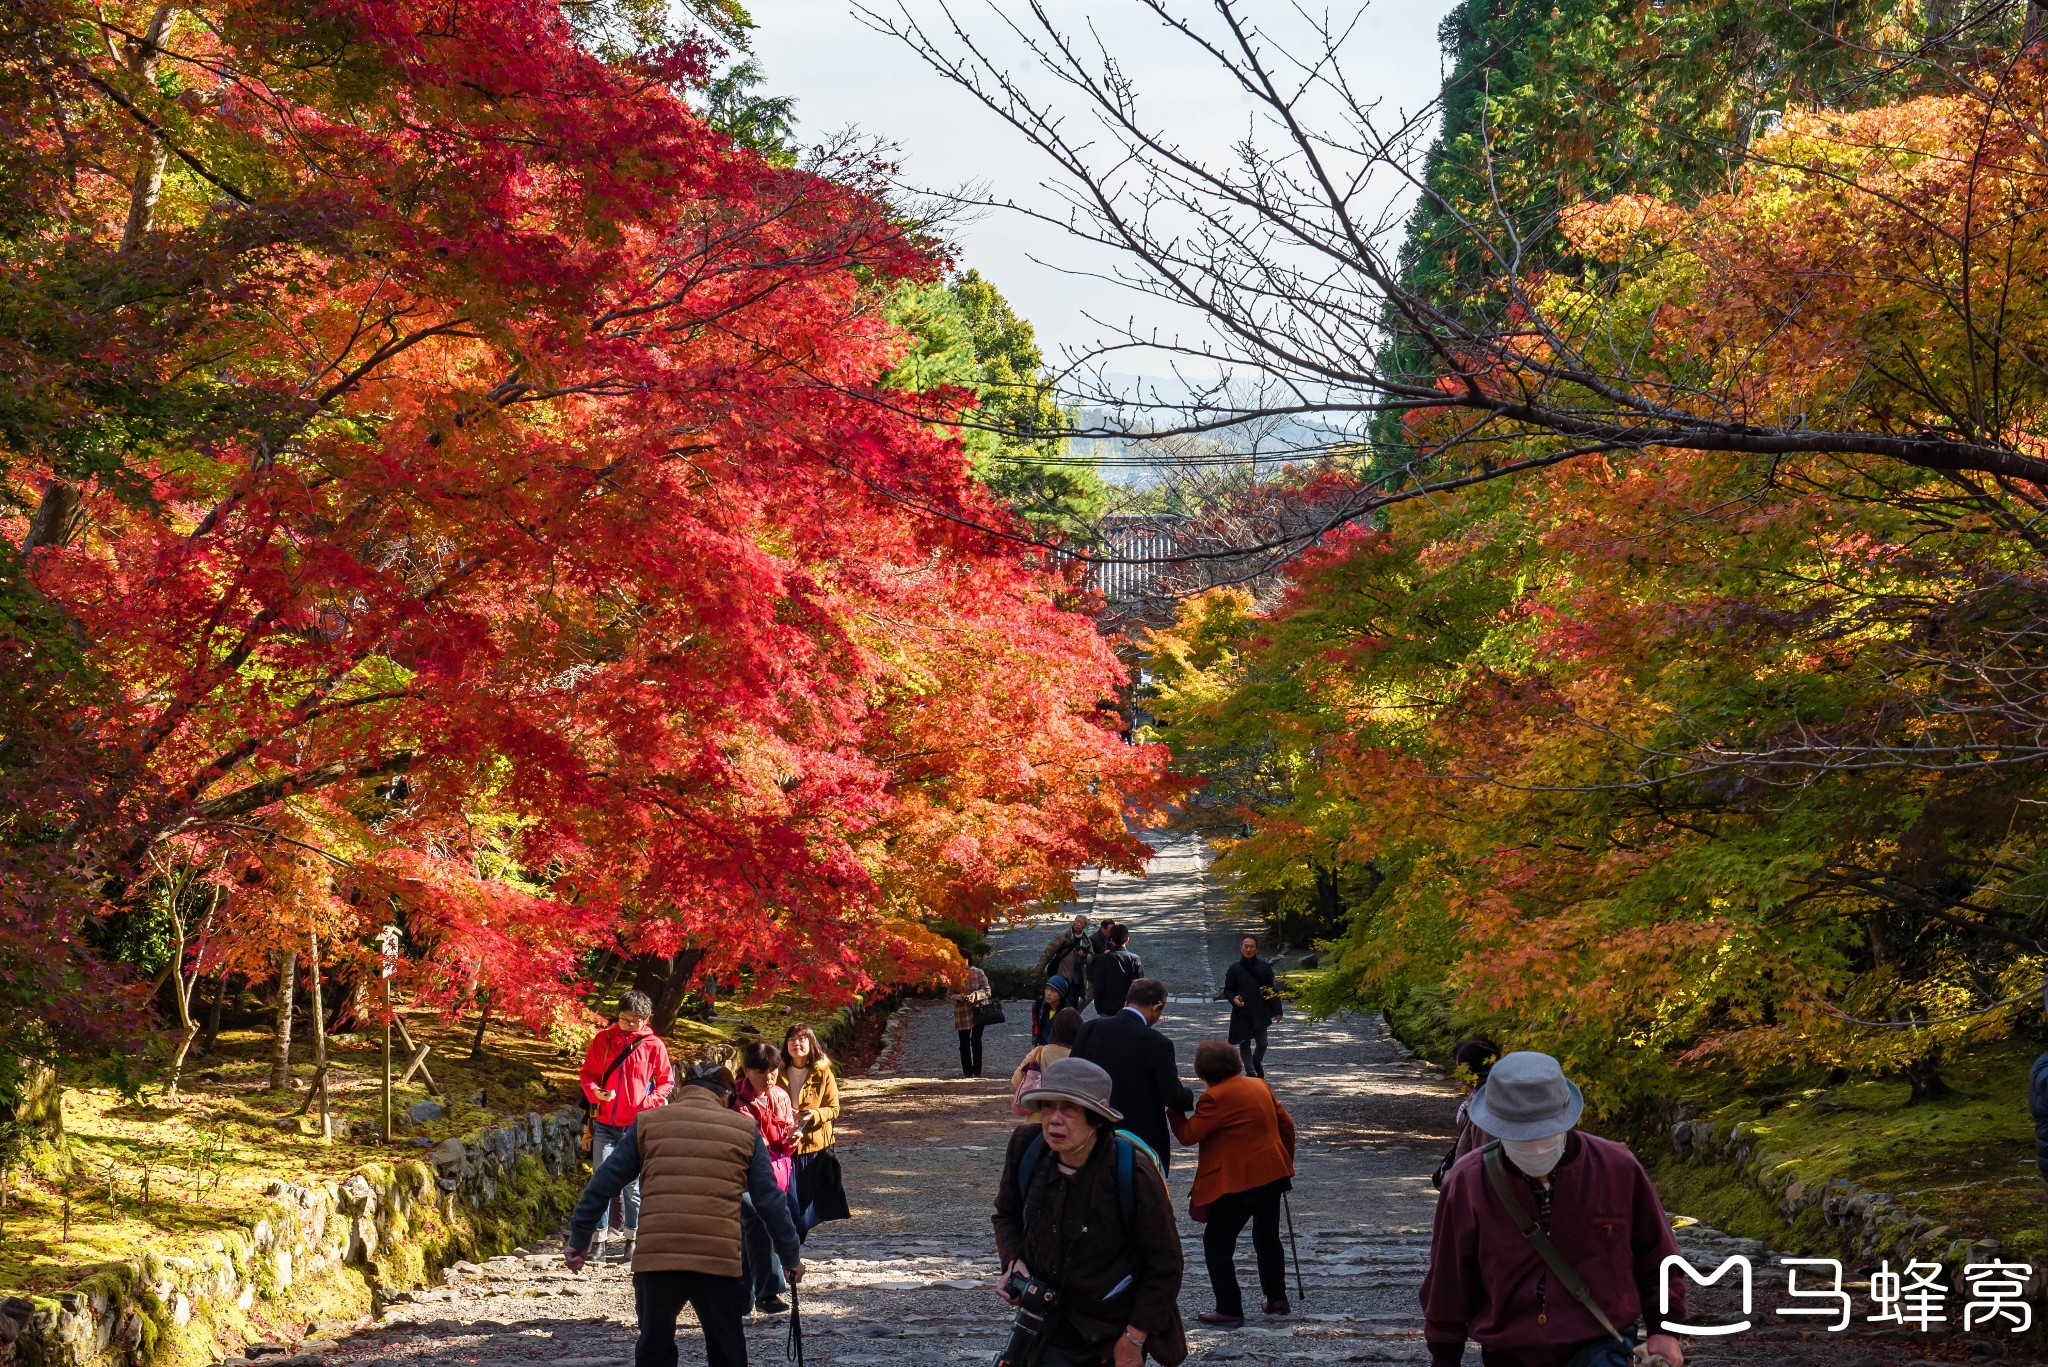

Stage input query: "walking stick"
[
  {"left": 1283, "top": 1193, "right": 1307, "bottom": 1305},
  {"left": 786, "top": 1280, "right": 804, "bottom": 1367}
]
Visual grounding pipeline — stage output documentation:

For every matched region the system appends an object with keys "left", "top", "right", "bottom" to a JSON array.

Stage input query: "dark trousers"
[
  {"left": 958, "top": 1025, "right": 986, "bottom": 1076},
  {"left": 1237, "top": 1027, "right": 1270, "bottom": 1078},
  {"left": 739, "top": 1193, "right": 784, "bottom": 1308},
  {"left": 1203, "top": 1179, "right": 1288, "bottom": 1317},
  {"left": 633, "top": 1268, "right": 750, "bottom": 1367}
]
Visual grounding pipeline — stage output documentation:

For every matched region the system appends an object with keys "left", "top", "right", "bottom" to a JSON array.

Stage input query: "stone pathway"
[{"left": 302, "top": 831, "right": 2041, "bottom": 1367}]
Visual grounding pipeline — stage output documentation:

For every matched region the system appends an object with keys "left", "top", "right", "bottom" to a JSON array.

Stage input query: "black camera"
[{"left": 995, "top": 1272, "right": 1059, "bottom": 1367}]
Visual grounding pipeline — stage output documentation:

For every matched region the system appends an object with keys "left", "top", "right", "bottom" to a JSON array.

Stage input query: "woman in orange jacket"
[{"left": 1170, "top": 1038, "right": 1297, "bottom": 1326}]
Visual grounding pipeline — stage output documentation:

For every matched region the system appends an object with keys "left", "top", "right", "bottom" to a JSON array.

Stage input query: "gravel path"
[{"left": 294, "top": 831, "right": 2039, "bottom": 1367}]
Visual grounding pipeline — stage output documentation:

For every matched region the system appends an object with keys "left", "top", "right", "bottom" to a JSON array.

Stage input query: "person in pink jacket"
[{"left": 577, "top": 991, "right": 674, "bottom": 1259}]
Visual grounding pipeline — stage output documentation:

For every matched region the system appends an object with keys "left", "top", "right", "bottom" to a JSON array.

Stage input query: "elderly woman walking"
[{"left": 1171, "top": 1039, "right": 1297, "bottom": 1327}]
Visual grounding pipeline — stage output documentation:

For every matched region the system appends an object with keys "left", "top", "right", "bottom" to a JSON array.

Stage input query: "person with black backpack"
[
  {"left": 578, "top": 991, "right": 675, "bottom": 1261},
  {"left": 995, "top": 1057, "right": 1188, "bottom": 1366}
]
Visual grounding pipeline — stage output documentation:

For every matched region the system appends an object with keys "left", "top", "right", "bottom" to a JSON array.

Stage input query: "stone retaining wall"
[
  {"left": 1, "top": 1107, "right": 584, "bottom": 1367},
  {"left": 1667, "top": 1116, "right": 2008, "bottom": 1272}
]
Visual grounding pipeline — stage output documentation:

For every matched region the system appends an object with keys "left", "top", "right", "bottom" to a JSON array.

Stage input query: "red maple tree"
[{"left": 0, "top": 0, "right": 1170, "bottom": 1076}]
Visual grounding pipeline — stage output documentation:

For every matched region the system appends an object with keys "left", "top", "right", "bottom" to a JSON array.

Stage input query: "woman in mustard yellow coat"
[{"left": 779, "top": 1024, "right": 845, "bottom": 1236}]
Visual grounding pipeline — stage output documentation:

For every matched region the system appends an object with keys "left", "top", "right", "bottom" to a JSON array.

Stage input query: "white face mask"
[{"left": 1502, "top": 1133, "right": 1568, "bottom": 1177}]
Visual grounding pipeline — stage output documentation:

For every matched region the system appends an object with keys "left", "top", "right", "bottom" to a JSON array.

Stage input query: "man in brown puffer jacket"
[{"left": 566, "top": 1064, "right": 803, "bottom": 1367}]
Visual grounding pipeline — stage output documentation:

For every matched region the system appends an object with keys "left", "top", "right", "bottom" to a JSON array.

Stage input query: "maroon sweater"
[{"left": 1420, "top": 1132, "right": 1684, "bottom": 1367}]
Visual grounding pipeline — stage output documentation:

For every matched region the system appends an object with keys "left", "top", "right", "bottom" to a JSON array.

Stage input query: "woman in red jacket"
[
  {"left": 1170, "top": 1038, "right": 1297, "bottom": 1327},
  {"left": 576, "top": 991, "right": 675, "bottom": 1259}
]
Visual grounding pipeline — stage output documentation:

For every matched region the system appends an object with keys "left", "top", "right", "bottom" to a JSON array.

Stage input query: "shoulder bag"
[{"left": 1011, "top": 1055, "right": 1042, "bottom": 1117}]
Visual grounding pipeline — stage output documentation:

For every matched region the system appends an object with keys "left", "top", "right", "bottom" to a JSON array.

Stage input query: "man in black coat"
[
  {"left": 1072, "top": 977, "right": 1194, "bottom": 1170},
  {"left": 1091, "top": 923, "right": 1145, "bottom": 1017},
  {"left": 1223, "top": 935, "right": 1281, "bottom": 1078}
]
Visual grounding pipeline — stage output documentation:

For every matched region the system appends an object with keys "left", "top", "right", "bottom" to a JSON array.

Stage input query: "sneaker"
[
  {"left": 1197, "top": 1311, "right": 1244, "bottom": 1327},
  {"left": 758, "top": 1296, "right": 789, "bottom": 1314},
  {"left": 1262, "top": 1298, "right": 1292, "bottom": 1316}
]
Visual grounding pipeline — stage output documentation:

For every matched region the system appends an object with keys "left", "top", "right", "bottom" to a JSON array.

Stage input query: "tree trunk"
[
  {"left": 1312, "top": 863, "right": 1343, "bottom": 933},
  {"left": 268, "top": 950, "right": 297, "bottom": 1091},
  {"left": 118, "top": 5, "right": 177, "bottom": 252},
  {"left": 0, "top": 1062, "right": 63, "bottom": 1145},
  {"left": 199, "top": 972, "right": 228, "bottom": 1055},
  {"left": 161, "top": 875, "right": 212, "bottom": 1103},
  {"left": 307, "top": 931, "right": 329, "bottom": 1139},
  {"left": 630, "top": 947, "right": 708, "bottom": 1036},
  {"left": 469, "top": 993, "right": 491, "bottom": 1060},
  {"left": 23, "top": 481, "right": 85, "bottom": 553},
  {"left": 307, "top": 931, "right": 327, "bottom": 1071},
  {"left": 2028, "top": 0, "right": 2048, "bottom": 48},
  {"left": 1903, "top": 1057, "right": 1953, "bottom": 1104}
]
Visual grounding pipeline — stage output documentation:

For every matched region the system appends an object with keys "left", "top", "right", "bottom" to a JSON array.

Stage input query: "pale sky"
[{"left": 750, "top": 0, "right": 1457, "bottom": 378}]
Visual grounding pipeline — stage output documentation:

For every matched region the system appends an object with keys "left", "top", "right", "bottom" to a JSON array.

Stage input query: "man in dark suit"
[{"left": 1072, "top": 977, "right": 1194, "bottom": 1169}]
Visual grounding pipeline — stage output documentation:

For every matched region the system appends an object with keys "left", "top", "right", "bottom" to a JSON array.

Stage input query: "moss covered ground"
[
  {"left": 0, "top": 997, "right": 861, "bottom": 1302},
  {"left": 1666, "top": 1037, "right": 2048, "bottom": 1260}
]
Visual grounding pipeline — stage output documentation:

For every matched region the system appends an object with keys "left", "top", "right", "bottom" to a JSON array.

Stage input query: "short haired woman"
[
  {"left": 735, "top": 1039, "right": 797, "bottom": 1314},
  {"left": 1171, "top": 1038, "right": 1297, "bottom": 1326},
  {"left": 998, "top": 1057, "right": 1189, "bottom": 1365},
  {"left": 779, "top": 1025, "right": 845, "bottom": 1238}
]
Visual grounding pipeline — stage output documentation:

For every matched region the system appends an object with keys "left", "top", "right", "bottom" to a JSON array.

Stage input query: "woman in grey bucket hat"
[{"left": 1463, "top": 1050, "right": 1584, "bottom": 1141}]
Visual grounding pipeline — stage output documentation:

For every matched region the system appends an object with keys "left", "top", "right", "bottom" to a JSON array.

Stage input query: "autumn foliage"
[
  {"left": 1147, "top": 59, "right": 2048, "bottom": 1109},
  {"left": 0, "top": 0, "right": 1169, "bottom": 1089}
]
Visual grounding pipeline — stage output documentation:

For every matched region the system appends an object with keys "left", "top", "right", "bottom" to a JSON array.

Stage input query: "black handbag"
[
  {"left": 973, "top": 998, "right": 1006, "bottom": 1027},
  {"left": 795, "top": 1148, "right": 852, "bottom": 1230}
]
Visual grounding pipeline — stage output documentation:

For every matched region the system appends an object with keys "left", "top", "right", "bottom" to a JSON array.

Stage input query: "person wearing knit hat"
[{"left": 1420, "top": 1052, "right": 1688, "bottom": 1367}]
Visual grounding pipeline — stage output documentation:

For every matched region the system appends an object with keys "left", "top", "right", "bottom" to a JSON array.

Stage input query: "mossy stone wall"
[{"left": 2, "top": 1107, "right": 583, "bottom": 1367}]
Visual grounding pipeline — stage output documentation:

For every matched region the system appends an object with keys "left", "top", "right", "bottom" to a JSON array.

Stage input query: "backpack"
[{"left": 1013, "top": 1128, "right": 1159, "bottom": 1226}]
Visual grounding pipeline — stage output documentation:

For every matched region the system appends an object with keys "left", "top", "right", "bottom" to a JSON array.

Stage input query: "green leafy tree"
[{"left": 885, "top": 270, "right": 1108, "bottom": 539}]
